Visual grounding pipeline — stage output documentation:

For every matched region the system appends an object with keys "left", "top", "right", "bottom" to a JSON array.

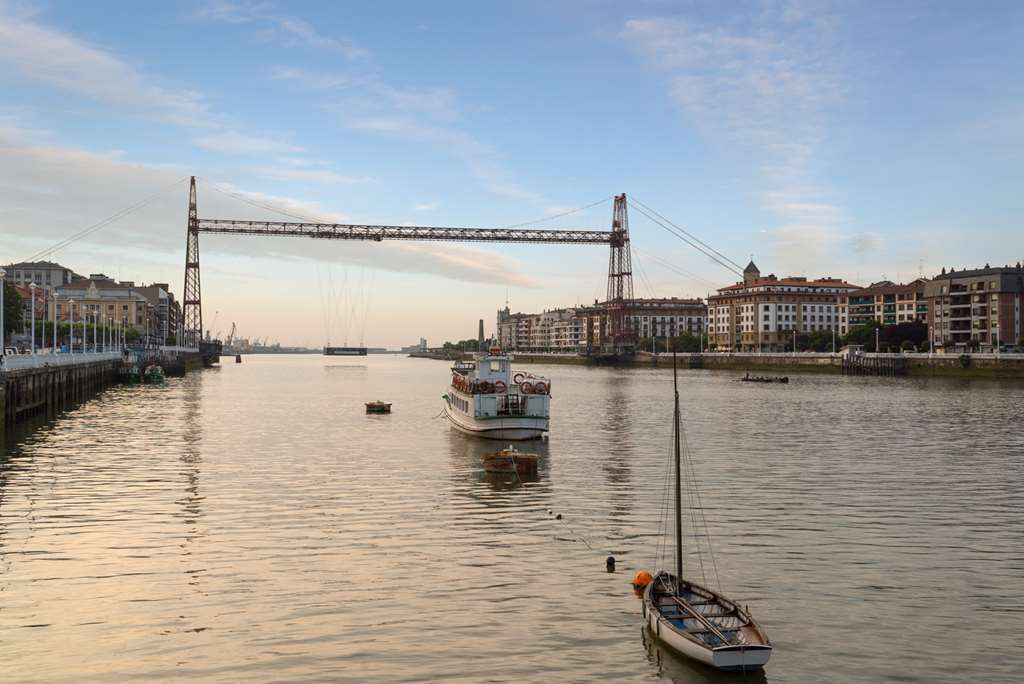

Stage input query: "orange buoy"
[{"left": 632, "top": 570, "right": 653, "bottom": 591}]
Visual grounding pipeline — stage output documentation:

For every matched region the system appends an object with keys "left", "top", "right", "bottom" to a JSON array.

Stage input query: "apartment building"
[
  {"left": 50, "top": 275, "right": 159, "bottom": 339},
  {"left": 3, "top": 261, "right": 77, "bottom": 292},
  {"left": 135, "top": 283, "right": 182, "bottom": 344},
  {"left": 840, "top": 279, "right": 929, "bottom": 334},
  {"left": 497, "top": 306, "right": 582, "bottom": 351},
  {"left": 924, "top": 264, "right": 1024, "bottom": 349},
  {"left": 708, "top": 262, "right": 860, "bottom": 352}
]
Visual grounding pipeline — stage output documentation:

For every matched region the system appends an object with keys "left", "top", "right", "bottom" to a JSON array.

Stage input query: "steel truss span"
[{"left": 197, "top": 219, "right": 613, "bottom": 245}]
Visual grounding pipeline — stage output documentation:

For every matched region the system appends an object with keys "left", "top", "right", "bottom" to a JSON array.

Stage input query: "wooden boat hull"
[
  {"left": 643, "top": 573, "right": 771, "bottom": 672},
  {"left": 443, "top": 402, "right": 547, "bottom": 440}
]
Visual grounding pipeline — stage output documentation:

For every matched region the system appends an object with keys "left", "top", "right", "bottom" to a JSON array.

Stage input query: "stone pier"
[{"left": 1, "top": 353, "right": 122, "bottom": 444}]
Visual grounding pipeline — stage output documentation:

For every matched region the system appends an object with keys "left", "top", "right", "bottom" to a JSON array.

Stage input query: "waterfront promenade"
[
  {"left": 412, "top": 349, "right": 1024, "bottom": 377},
  {"left": 1, "top": 346, "right": 203, "bottom": 442}
]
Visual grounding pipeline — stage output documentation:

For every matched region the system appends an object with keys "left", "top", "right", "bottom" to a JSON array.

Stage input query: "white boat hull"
[
  {"left": 646, "top": 609, "right": 771, "bottom": 670},
  {"left": 643, "top": 574, "right": 772, "bottom": 672},
  {"left": 443, "top": 402, "right": 547, "bottom": 440}
]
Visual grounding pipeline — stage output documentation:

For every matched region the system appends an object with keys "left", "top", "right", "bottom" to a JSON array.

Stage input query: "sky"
[{"left": 1, "top": 0, "right": 1022, "bottom": 347}]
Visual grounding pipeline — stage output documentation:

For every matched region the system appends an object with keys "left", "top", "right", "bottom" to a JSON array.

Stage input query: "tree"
[
  {"left": 2, "top": 281, "right": 23, "bottom": 345},
  {"left": 881, "top": 322, "right": 927, "bottom": 351},
  {"left": 844, "top": 321, "right": 881, "bottom": 351},
  {"left": 806, "top": 329, "right": 834, "bottom": 352}
]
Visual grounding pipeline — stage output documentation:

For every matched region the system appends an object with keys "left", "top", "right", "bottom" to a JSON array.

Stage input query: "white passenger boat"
[
  {"left": 638, "top": 353, "right": 772, "bottom": 672},
  {"left": 443, "top": 348, "right": 550, "bottom": 440}
]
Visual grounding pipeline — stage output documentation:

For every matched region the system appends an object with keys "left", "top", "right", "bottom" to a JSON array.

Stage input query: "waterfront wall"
[
  {"left": 2, "top": 354, "right": 121, "bottom": 444},
  {"left": 409, "top": 350, "right": 1024, "bottom": 378}
]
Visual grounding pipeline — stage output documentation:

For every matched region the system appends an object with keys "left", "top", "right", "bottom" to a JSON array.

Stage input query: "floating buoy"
[
  {"left": 555, "top": 513, "right": 562, "bottom": 520},
  {"left": 632, "top": 570, "right": 653, "bottom": 591},
  {"left": 606, "top": 555, "right": 616, "bottom": 572}
]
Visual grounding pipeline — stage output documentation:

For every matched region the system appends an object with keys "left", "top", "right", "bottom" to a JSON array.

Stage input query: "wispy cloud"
[
  {"left": 250, "top": 166, "right": 370, "bottom": 185},
  {"left": 197, "top": 1, "right": 370, "bottom": 59},
  {"left": 0, "top": 135, "right": 536, "bottom": 287},
  {"left": 0, "top": 4, "right": 210, "bottom": 128},
  {"left": 274, "top": 65, "right": 547, "bottom": 204},
  {"left": 194, "top": 130, "right": 305, "bottom": 155},
  {"left": 623, "top": 4, "right": 846, "bottom": 265},
  {"left": 413, "top": 201, "right": 440, "bottom": 212}
]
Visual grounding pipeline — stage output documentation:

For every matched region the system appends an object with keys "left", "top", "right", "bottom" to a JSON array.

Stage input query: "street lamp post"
[
  {"left": 0, "top": 267, "right": 6, "bottom": 354},
  {"left": 69, "top": 299, "right": 75, "bottom": 353},
  {"left": 875, "top": 327, "right": 880, "bottom": 354},
  {"left": 832, "top": 326, "right": 836, "bottom": 354},
  {"left": 52, "top": 291, "right": 58, "bottom": 353},
  {"left": 81, "top": 307, "right": 86, "bottom": 354},
  {"left": 29, "top": 282, "right": 37, "bottom": 354},
  {"left": 792, "top": 329, "right": 796, "bottom": 356}
]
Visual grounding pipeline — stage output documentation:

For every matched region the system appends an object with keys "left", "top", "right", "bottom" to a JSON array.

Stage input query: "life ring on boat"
[
  {"left": 493, "top": 380, "right": 507, "bottom": 393},
  {"left": 479, "top": 381, "right": 492, "bottom": 394},
  {"left": 520, "top": 381, "right": 534, "bottom": 394},
  {"left": 534, "top": 381, "right": 548, "bottom": 395},
  {"left": 513, "top": 372, "right": 526, "bottom": 384}
]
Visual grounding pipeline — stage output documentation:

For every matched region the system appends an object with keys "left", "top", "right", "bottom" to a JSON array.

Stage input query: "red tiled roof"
[{"left": 717, "top": 276, "right": 860, "bottom": 292}]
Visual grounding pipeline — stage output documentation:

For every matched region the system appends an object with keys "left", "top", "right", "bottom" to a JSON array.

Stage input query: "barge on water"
[
  {"left": 443, "top": 347, "right": 550, "bottom": 440},
  {"left": 324, "top": 347, "right": 368, "bottom": 356}
]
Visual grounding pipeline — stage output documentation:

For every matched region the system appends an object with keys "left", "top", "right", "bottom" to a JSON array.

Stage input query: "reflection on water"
[
  {"left": 2, "top": 356, "right": 1023, "bottom": 682},
  {"left": 641, "top": 625, "right": 768, "bottom": 684}
]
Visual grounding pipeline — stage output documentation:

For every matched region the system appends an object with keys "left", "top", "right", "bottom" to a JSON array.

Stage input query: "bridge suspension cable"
[
  {"left": 23, "top": 176, "right": 189, "bottom": 262},
  {"left": 627, "top": 196, "right": 744, "bottom": 277}
]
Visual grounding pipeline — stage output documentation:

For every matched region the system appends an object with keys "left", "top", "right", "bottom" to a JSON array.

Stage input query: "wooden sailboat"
[{"left": 641, "top": 353, "right": 772, "bottom": 671}]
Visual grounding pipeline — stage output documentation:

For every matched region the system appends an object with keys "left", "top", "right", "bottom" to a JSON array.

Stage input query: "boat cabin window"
[
  {"left": 488, "top": 360, "right": 504, "bottom": 373},
  {"left": 497, "top": 394, "right": 526, "bottom": 416}
]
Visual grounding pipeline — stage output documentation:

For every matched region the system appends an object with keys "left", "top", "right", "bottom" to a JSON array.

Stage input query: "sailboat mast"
[{"left": 673, "top": 351, "right": 683, "bottom": 593}]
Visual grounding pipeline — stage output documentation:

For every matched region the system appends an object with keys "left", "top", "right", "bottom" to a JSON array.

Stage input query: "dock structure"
[
  {"left": 1, "top": 353, "right": 121, "bottom": 441},
  {"left": 841, "top": 355, "right": 908, "bottom": 376},
  {"left": 1, "top": 346, "right": 205, "bottom": 443}
]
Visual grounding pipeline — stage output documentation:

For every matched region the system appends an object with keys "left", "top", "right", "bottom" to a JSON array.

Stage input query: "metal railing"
[{"left": 1, "top": 351, "right": 122, "bottom": 371}]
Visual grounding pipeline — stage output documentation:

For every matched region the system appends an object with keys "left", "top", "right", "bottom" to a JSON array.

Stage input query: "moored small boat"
[
  {"left": 365, "top": 401, "right": 392, "bottom": 414},
  {"left": 143, "top": 365, "right": 165, "bottom": 384},
  {"left": 639, "top": 354, "right": 772, "bottom": 671},
  {"left": 443, "top": 346, "right": 550, "bottom": 440},
  {"left": 740, "top": 373, "right": 788, "bottom": 384},
  {"left": 482, "top": 445, "right": 538, "bottom": 475}
]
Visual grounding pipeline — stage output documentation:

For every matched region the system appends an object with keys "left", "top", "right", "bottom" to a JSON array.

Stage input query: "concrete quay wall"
[
  {"left": 409, "top": 350, "right": 1024, "bottom": 378},
  {"left": 2, "top": 355, "right": 121, "bottom": 443}
]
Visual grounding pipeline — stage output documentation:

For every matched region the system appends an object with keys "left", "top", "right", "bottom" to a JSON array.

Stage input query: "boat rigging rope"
[{"left": 679, "top": 417, "right": 723, "bottom": 592}]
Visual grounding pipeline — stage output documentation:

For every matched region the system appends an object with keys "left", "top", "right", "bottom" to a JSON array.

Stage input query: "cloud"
[
  {"left": 0, "top": 136, "right": 538, "bottom": 288},
  {"left": 847, "top": 232, "right": 882, "bottom": 254},
  {"left": 623, "top": 6, "right": 846, "bottom": 264},
  {"left": 250, "top": 166, "right": 370, "bottom": 185},
  {"left": 276, "top": 66, "right": 546, "bottom": 205},
  {"left": 194, "top": 130, "right": 305, "bottom": 154},
  {"left": 0, "top": 5, "right": 211, "bottom": 127},
  {"left": 413, "top": 201, "right": 440, "bottom": 212},
  {"left": 198, "top": 1, "right": 369, "bottom": 59}
]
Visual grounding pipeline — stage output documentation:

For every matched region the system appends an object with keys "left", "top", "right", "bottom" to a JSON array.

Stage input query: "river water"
[{"left": 2, "top": 355, "right": 1022, "bottom": 683}]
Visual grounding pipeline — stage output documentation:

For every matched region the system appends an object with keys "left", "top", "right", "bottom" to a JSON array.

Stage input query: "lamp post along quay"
[
  {"left": 29, "top": 282, "right": 37, "bottom": 355},
  {"left": 0, "top": 267, "right": 6, "bottom": 354},
  {"left": 52, "top": 291, "right": 58, "bottom": 353}
]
